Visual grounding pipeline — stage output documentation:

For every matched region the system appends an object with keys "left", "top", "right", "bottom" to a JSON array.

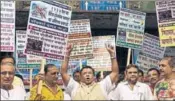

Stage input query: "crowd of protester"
[{"left": 1, "top": 44, "right": 175, "bottom": 100}]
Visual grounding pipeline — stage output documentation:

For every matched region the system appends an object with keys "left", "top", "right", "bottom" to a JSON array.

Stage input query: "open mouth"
[{"left": 4, "top": 80, "right": 10, "bottom": 83}]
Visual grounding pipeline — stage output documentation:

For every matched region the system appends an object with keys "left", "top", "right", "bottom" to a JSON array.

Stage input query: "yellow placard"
[{"left": 158, "top": 26, "right": 175, "bottom": 47}]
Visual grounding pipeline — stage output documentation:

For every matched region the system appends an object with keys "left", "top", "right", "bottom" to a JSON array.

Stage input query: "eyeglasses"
[
  {"left": 0, "top": 71, "right": 15, "bottom": 76},
  {"left": 1, "top": 62, "right": 15, "bottom": 66}
]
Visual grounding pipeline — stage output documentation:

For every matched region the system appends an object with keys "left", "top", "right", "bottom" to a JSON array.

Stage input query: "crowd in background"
[{"left": 1, "top": 44, "right": 175, "bottom": 100}]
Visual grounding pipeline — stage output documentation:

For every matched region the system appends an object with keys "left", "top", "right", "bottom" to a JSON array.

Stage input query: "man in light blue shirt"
[{"left": 111, "top": 64, "right": 153, "bottom": 100}]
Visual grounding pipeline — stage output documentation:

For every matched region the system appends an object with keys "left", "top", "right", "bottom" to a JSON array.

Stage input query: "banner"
[
  {"left": 87, "top": 35, "right": 115, "bottom": 71},
  {"left": 127, "top": 1, "right": 156, "bottom": 12},
  {"left": 24, "top": 1, "right": 72, "bottom": 60},
  {"left": 80, "top": 1, "right": 126, "bottom": 11},
  {"left": 155, "top": 0, "right": 175, "bottom": 47},
  {"left": 68, "top": 19, "right": 93, "bottom": 59},
  {"left": 0, "top": 1, "right": 15, "bottom": 52},
  {"left": 116, "top": 8, "right": 146, "bottom": 49},
  {"left": 136, "top": 33, "right": 165, "bottom": 73}
]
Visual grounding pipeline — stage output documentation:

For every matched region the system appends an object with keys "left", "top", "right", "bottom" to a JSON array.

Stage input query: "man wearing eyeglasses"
[
  {"left": 30, "top": 64, "right": 64, "bottom": 100},
  {"left": 0, "top": 56, "right": 25, "bottom": 88},
  {"left": 0, "top": 58, "right": 26, "bottom": 100}
]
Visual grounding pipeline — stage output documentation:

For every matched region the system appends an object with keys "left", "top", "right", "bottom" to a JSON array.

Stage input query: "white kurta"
[
  {"left": 65, "top": 75, "right": 114, "bottom": 100},
  {"left": 1, "top": 85, "right": 26, "bottom": 100}
]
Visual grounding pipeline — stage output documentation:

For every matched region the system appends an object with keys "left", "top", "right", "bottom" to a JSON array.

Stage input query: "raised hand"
[
  {"left": 65, "top": 44, "right": 73, "bottom": 57},
  {"left": 105, "top": 43, "right": 115, "bottom": 57}
]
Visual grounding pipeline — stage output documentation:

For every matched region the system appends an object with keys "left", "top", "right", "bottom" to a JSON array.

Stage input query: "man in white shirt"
[
  {"left": 61, "top": 44, "right": 119, "bottom": 100},
  {"left": 111, "top": 64, "right": 153, "bottom": 100},
  {"left": 0, "top": 56, "right": 26, "bottom": 100}
]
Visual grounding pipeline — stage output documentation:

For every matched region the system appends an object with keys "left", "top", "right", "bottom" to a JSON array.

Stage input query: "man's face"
[
  {"left": 80, "top": 68, "right": 94, "bottom": 85},
  {"left": 1, "top": 63, "right": 15, "bottom": 87},
  {"left": 148, "top": 70, "right": 160, "bottom": 85},
  {"left": 126, "top": 67, "right": 138, "bottom": 84},
  {"left": 45, "top": 66, "right": 59, "bottom": 85},
  {"left": 138, "top": 72, "right": 144, "bottom": 82},
  {"left": 74, "top": 72, "right": 80, "bottom": 82},
  {"left": 159, "top": 59, "right": 173, "bottom": 77}
]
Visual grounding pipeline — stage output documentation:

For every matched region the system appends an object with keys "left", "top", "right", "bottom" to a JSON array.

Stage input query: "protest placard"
[
  {"left": 24, "top": 1, "right": 72, "bottom": 60},
  {"left": 15, "top": 68, "right": 40, "bottom": 86},
  {"left": 136, "top": 53, "right": 160, "bottom": 73},
  {"left": 116, "top": 8, "right": 146, "bottom": 50},
  {"left": 141, "top": 33, "right": 165, "bottom": 58},
  {"left": 155, "top": 0, "right": 175, "bottom": 47},
  {"left": 136, "top": 33, "right": 165, "bottom": 73},
  {"left": 68, "top": 19, "right": 93, "bottom": 59},
  {"left": 0, "top": 1, "right": 15, "bottom": 52},
  {"left": 164, "top": 47, "right": 175, "bottom": 56},
  {"left": 16, "top": 30, "right": 41, "bottom": 69},
  {"left": 16, "top": 30, "right": 64, "bottom": 70},
  {"left": 87, "top": 35, "right": 115, "bottom": 71}
]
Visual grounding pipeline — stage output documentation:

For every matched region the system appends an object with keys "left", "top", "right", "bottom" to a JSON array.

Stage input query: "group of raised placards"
[{"left": 1, "top": 0, "right": 175, "bottom": 84}]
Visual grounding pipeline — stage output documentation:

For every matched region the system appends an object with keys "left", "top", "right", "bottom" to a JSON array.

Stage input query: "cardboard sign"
[{"left": 24, "top": 1, "right": 72, "bottom": 60}]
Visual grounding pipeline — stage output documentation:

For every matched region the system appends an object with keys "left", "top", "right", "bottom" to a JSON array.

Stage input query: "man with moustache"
[
  {"left": 112, "top": 64, "right": 153, "bottom": 100},
  {"left": 0, "top": 56, "right": 26, "bottom": 89},
  {"left": 30, "top": 64, "right": 64, "bottom": 100},
  {"left": 61, "top": 44, "right": 119, "bottom": 100},
  {"left": 154, "top": 56, "right": 175, "bottom": 100},
  {"left": 0, "top": 57, "right": 26, "bottom": 100},
  {"left": 147, "top": 68, "right": 160, "bottom": 94}
]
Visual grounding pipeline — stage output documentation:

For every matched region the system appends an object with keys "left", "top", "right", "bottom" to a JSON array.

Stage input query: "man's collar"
[
  {"left": 123, "top": 81, "right": 141, "bottom": 87},
  {"left": 43, "top": 81, "right": 59, "bottom": 89},
  {"left": 80, "top": 81, "right": 96, "bottom": 87}
]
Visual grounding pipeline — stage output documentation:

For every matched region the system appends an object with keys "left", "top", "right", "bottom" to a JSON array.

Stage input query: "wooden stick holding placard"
[
  {"left": 79, "top": 59, "right": 82, "bottom": 69},
  {"left": 124, "top": 48, "right": 132, "bottom": 81},
  {"left": 101, "top": 71, "right": 104, "bottom": 79},
  {"left": 37, "top": 59, "right": 46, "bottom": 94},
  {"left": 126, "top": 48, "right": 132, "bottom": 66},
  {"left": 30, "top": 68, "right": 33, "bottom": 89}
]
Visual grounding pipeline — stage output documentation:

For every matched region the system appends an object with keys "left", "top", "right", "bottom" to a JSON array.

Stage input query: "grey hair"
[{"left": 163, "top": 56, "right": 175, "bottom": 68}]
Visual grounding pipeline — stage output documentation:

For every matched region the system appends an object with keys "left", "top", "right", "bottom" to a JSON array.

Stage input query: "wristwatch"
[{"left": 111, "top": 56, "right": 116, "bottom": 59}]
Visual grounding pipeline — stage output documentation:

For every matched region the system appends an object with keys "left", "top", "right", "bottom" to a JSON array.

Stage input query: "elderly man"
[
  {"left": 61, "top": 44, "right": 119, "bottom": 100},
  {"left": 30, "top": 64, "right": 64, "bottom": 100},
  {"left": 0, "top": 56, "right": 26, "bottom": 100},
  {"left": 111, "top": 64, "right": 153, "bottom": 100},
  {"left": 154, "top": 56, "right": 175, "bottom": 100}
]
